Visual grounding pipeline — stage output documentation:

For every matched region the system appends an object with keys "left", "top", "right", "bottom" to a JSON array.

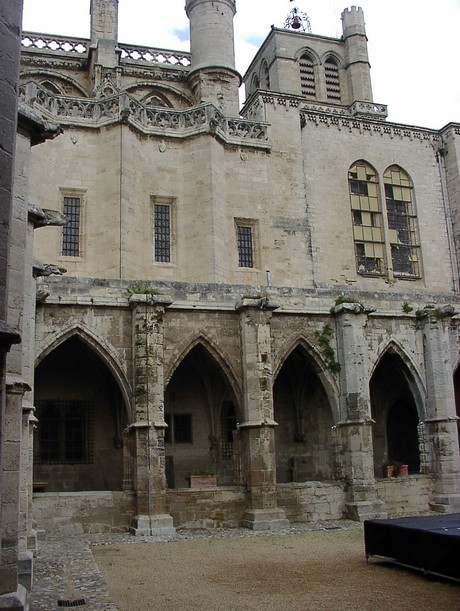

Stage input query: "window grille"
[
  {"left": 62, "top": 196, "right": 81, "bottom": 256},
  {"left": 299, "top": 53, "right": 316, "bottom": 97},
  {"left": 325, "top": 57, "right": 341, "bottom": 101},
  {"left": 164, "top": 413, "right": 192, "bottom": 444},
  {"left": 349, "top": 162, "right": 385, "bottom": 275},
  {"left": 35, "top": 400, "right": 93, "bottom": 464},
  {"left": 220, "top": 402, "right": 237, "bottom": 460},
  {"left": 237, "top": 224, "right": 254, "bottom": 268},
  {"left": 154, "top": 203, "right": 171, "bottom": 262}
]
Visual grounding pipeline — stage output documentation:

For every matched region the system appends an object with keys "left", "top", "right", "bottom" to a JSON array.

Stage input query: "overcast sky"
[{"left": 22, "top": 0, "right": 460, "bottom": 129}]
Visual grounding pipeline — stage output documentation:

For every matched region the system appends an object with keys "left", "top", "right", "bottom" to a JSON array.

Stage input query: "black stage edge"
[{"left": 364, "top": 513, "right": 460, "bottom": 582}]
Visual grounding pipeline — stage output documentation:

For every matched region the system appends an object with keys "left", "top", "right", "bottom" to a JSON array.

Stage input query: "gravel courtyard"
[{"left": 92, "top": 527, "right": 459, "bottom": 611}]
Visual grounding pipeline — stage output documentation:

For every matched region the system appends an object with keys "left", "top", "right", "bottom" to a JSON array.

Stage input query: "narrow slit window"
[
  {"left": 62, "top": 196, "right": 81, "bottom": 256},
  {"left": 154, "top": 203, "right": 171, "bottom": 262},
  {"left": 325, "top": 57, "right": 341, "bottom": 101},
  {"left": 237, "top": 224, "right": 254, "bottom": 268},
  {"left": 299, "top": 53, "right": 316, "bottom": 97}
]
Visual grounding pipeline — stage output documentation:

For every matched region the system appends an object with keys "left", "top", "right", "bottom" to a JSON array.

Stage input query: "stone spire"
[{"left": 185, "top": 0, "right": 241, "bottom": 116}]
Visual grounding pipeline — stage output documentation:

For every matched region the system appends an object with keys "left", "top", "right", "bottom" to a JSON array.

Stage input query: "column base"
[
  {"left": 429, "top": 494, "right": 460, "bottom": 513},
  {"left": 0, "top": 585, "right": 28, "bottom": 611},
  {"left": 130, "top": 514, "right": 176, "bottom": 536},
  {"left": 345, "top": 500, "right": 387, "bottom": 522},
  {"left": 18, "top": 552, "right": 33, "bottom": 591},
  {"left": 243, "top": 508, "right": 289, "bottom": 531}
]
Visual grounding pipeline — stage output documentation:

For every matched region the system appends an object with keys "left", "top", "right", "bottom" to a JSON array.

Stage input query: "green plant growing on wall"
[
  {"left": 402, "top": 302, "right": 413, "bottom": 313},
  {"left": 126, "top": 283, "right": 161, "bottom": 297},
  {"left": 315, "top": 323, "right": 341, "bottom": 374},
  {"left": 330, "top": 294, "right": 358, "bottom": 314}
]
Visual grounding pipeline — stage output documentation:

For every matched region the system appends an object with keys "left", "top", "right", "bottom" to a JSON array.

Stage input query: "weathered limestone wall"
[
  {"left": 166, "top": 488, "right": 246, "bottom": 529},
  {"left": 300, "top": 115, "right": 452, "bottom": 292},
  {"left": 277, "top": 482, "right": 346, "bottom": 522},
  {"left": 375, "top": 475, "right": 435, "bottom": 517},
  {"left": 32, "top": 491, "right": 134, "bottom": 534}
]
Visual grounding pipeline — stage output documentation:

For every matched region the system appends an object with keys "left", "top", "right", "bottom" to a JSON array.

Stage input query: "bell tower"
[{"left": 185, "top": 0, "right": 241, "bottom": 116}]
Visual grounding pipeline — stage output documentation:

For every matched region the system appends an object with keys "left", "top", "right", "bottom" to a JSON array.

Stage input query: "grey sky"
[{"left": 22, "top": 0, "right": 460, "bottom": 129}]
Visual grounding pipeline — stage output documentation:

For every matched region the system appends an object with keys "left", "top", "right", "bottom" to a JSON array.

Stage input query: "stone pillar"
[
  {"left": 90, "top": 0, "right": 119, "bottom": 67},
  {"left": 236, "top": 296, "right": 289, "bottom": 531},
  {"left": 419, "top": 306, "right": 460, "bottom": 512},
  {"left": 185, "top": 0, "right": 241, "bottom": 115},
  {"left": 333, "top": 302, "right": 385, "bottom": 521},
  {"left": 341, "top": 6, "right": 373, "bottom": 103},
  {"left": 0, "top": 0, "right": 27, "bottom": 608},
  {"left": 129, "top": 294, "right": 175, "bottom": 536}
]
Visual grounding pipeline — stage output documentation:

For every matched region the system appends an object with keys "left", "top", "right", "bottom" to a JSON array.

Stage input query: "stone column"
[
  {"left": 333, "top": 302, "right": 385, "bottom": 521},
  {"left": 236, "top": 296, "right": 289, "bottom": 531},
  {"left": 0, "top": 0, "right": 27, "bottom": 608},
  {"left": 129, "top": 294, "right": 175, "bottom": 536},
  {"left": 419, "top": 306, "right": 460, "bottom": 512}
]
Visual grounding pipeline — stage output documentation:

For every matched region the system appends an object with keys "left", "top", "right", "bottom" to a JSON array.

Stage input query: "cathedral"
[{"left": 1, "top": 0, "right": 460, "bottom": 605}]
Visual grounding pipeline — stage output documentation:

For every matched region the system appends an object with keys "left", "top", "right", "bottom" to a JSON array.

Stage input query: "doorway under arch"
[
  {"left": 370, "top": 351, "right": 420, "bottom": 476},
  {"left": 34, "top": 335, "right": 127, "bottom": 491},
  {"left": 273, "top": 346, "right": 335, "bottom": 483},
  {"left": 164, "top": 343, "right": 239, "bottom": 488}
]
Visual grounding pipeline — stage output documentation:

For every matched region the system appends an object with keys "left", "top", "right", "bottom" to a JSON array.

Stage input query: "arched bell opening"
[
  {"left": 34, "top": 336, "right": 128, "bottom": 491},
  {"left": 273, "top": 346, "right": 335, "bottom": 483},
  {"left": 164, "top": 344, "right": 239, "bottom": 488},
  {"left": 370, "top": 352, "right": 421, "bottom": 477}
]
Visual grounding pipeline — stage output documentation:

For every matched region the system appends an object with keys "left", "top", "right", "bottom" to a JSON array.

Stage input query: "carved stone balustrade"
[{"left": 19, "top": 82, "right": 271, "bottom": 149}]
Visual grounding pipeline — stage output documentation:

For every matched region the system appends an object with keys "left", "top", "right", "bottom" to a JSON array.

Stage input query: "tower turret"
[
  {"left": 90, "top": 0, "right": 119, "bottom": 68},
  {"left": 341, "top": 6, "right": 373, "bottom": 102},
  {"left": 185, "top": 0, "right": 241, "bottom": 116}
]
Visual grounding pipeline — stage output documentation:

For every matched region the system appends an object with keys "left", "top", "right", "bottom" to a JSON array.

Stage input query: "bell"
[{"left": 292, "top": 15, "right": 301, "bottom": 29}]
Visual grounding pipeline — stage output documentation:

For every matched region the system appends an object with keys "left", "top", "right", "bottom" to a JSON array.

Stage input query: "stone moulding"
[{"left": 19, "top": 82, "right": 271, "bottom": 149}]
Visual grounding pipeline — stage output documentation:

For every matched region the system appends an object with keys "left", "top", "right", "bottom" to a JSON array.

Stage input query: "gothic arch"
[
  {"left": 320, "top": 51, "right": 342, "bottom": 68},
  {"left": 166, "top": 332, "right": 241, "bottom": 400},
  {"left": 370, "top": 341, "right": 423, "bottom": 475},
  {"left": 259, "top": 59, "right": 270, "bottom": 89},
  {"left": 295, "top": 47, "right": 320, "bottom": 65},
  {"left": 371, "top": 340, "right": 426, "bottom": 419},
  {"left": 274, "top": 335, "right": 340, "bottom": 424},
  {"left": 20, "top": 72, "right": 89, "bottom": 97},
  {"left": 164, "top": 334, "right": 241, "bottom": 488},
  {"left": 123, "top": 82, "right": 194, "bottom": 109},
  {"left": 36, "top": 324, "right": 132, "bottom": 418}
]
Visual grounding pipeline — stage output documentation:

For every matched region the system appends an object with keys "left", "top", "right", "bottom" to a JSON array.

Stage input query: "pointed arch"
[
  {"left": 297, "top": 48, "right": 319, "bottom": 98},
  {"left": 370, "top": 341, "right": 423, "bottom": 475},
  {"left": 260, "top": 59, "right": 270, "bottom": 90},
  {"left": 323, "top": 54, "right": 341, "bottom": 101},
  {"left": 165, "top": 332, "right": 242, "bottom": 415},
  {"left": 123, "top": 82, "right": 194, "bottom": 109},
  {"left": 371, "top": 340, "right": 426, "bottom": 419},
  {"left": 383, "top": 164, "right": 421, "bottom": 278},
  {"left": 274, "top": 334, "right": 340, "bottom": 424},
  {"left": 36, "top": 323, "right": 132, "bottom": 418},
  {"left": 348, "top": 159, "right": 385, "bottom": 276},
  {"left": 21, "top": 72, "right": 89, "bottom": 97}
]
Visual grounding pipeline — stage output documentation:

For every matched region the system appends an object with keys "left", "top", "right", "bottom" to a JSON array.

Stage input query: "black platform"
[{"left": 364, "top": 513, "right": 460, "bottom": 582}]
